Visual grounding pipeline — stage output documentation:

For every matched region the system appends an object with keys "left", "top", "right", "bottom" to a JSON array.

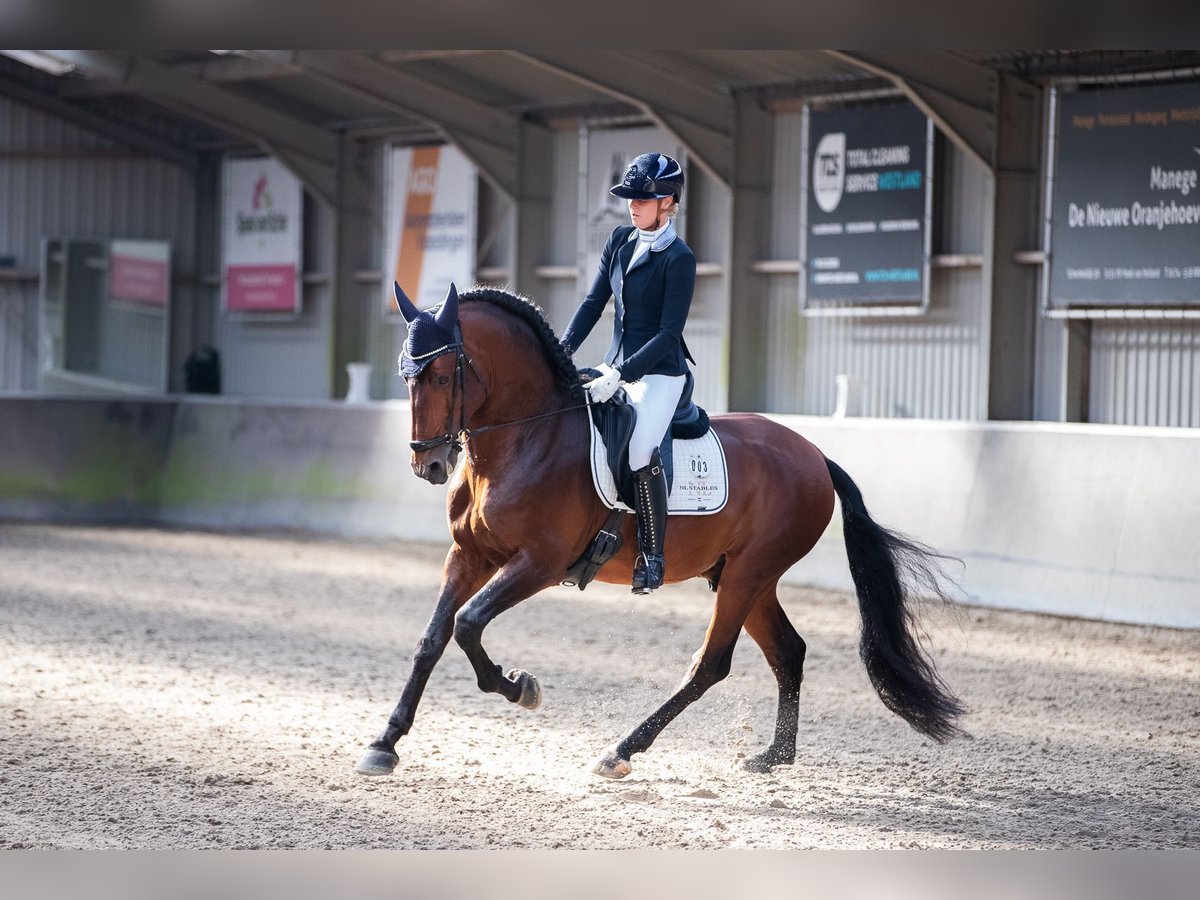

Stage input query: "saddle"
[{"left": 578, "top": 367, "right": 710, "bottom": 507}]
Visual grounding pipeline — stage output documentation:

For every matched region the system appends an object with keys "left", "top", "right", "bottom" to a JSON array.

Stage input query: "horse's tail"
[{"left": 824, "top": 457, "right": 966, "bottom": 742}]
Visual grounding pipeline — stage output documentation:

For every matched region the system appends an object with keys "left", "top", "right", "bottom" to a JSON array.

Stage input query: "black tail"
[{"left": 825, "top": 457, "right": 966, "bottom": 742}]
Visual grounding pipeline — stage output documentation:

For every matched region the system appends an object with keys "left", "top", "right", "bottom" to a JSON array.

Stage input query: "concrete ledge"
[
  {"left": 1, "top": 396, "right": 1196, "bottom": 628},
  {"left": 0, "top": 395, "right": 451, "bottom": 543},
  {"left": 774, "top": 416, "right": 1200, "bottom": 629}
]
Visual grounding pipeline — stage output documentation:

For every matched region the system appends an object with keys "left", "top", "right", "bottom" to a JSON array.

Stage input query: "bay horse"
[{"left": 356, "top": 284, "right": 964, "bottom": 779}]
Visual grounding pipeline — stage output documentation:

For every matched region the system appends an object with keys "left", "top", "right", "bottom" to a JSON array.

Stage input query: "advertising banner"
[
  {"left": 1048, "top": 82, "right": 1200, "bottom": 308},
  {"left": 222, "top": 156, "right": 303, "bottom": 314},
  {"left": 802, "top": 101, "right": 932, "bottom": 306},
  {"left": 108, "top": 239, "right": 170, "bottom": 308},
  {"left": 582, "top": 125, "right": 686, "bottom": 292},
  {"left": 385, "top": 144, "right": 477, "bottom": 312}
]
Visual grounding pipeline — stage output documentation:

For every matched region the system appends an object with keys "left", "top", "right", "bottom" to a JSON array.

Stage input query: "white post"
[
  {"left": 833, "top": 374, "right": 863, "bottom": 418},
  {"left": 344, "top": 362, "right": 372, "bottom": 404}
]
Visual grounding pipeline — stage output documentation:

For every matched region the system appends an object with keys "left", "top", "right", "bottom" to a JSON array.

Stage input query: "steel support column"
[
  {"left": 513, "top": 120, "right": 556, "bottom": 302},
  {"left": 331, "top": 134, "right": 377, "bottom": 400},
  {"left": 981, "top": 74, "right": 1043, "bottom": 420},
  {"left": 726, "top": 92, "right": 773, "bottom": 411}
]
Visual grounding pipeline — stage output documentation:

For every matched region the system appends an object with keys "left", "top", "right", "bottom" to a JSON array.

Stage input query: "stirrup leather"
[{"left": 631, "top": 449, "right": 667, "bottom": 594}]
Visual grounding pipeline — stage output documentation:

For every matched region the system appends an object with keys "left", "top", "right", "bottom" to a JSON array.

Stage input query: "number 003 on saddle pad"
[{"left": 589, "top": 424, "right": 729, "bottom": 515}]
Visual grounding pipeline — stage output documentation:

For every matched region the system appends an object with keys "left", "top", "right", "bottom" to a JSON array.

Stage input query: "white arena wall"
[{"left": 1, "top": 396, "right": 1196, "bottom": 629}]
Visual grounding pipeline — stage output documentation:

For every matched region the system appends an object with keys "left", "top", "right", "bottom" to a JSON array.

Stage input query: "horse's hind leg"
[
  {"left": 593, "top": 573, "right": 764, "bottom": 779},
  {"left": 452, "top": 552, "right": 558, "bottom": 709},
  {"left": 740, "top": 589, "right": 806, "bottom": 772}
]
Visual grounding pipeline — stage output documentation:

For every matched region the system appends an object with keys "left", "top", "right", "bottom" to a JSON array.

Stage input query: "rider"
[{"left": 561, "top": 151, "right": 697, "bottom": 595}]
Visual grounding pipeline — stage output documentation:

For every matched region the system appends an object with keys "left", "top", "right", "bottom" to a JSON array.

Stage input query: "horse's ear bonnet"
[{"left": 397, "top": 282, "right": 461, "bottom": 378}]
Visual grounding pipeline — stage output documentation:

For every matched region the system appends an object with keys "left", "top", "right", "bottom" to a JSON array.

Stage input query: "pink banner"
[
  {"left": 109, "top": 254, "right": 169, "bottom": 306},
  {"left": 226, "top": 264, "right": 297, "bottom": 312}
]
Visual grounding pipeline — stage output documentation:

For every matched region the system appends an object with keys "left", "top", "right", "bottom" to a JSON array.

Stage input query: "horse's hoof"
[
  {"left": 506, "top": 668, "right": 542, "bottom": 710},
  {"left": 742, "top": 749, "right": 793, "bottom": 774},
  {"left": 592, "top": 746, "right": 632, "bottom": 780},
  {"left": 355, "top": 748, "right": 400, "bottom": 777}
]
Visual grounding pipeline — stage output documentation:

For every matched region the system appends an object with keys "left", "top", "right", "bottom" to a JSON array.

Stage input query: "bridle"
[{"left": 406, "top": 323, "right": 587, "bottom": 456}]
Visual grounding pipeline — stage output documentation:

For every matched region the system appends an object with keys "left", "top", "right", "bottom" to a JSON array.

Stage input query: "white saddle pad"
[{"left": 588, "top": 412, "right": 729, "bottom": 516}]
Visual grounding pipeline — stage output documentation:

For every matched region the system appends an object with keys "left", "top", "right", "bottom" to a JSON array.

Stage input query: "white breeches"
[{"left": 624, "top": 373, "right": 687, "bottom": 469}]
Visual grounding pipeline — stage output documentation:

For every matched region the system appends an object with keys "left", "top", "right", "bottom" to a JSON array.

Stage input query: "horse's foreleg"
[
  {"left": 356, "top": 546, "right": 493, "bottom": 776},
  {"left": 593, "top": 578, "right": 760, "bottom": 780},
  {"left": 740, "top": 589, "right": 806, "bottom": 772},
  {"left": 453, "top": 552, "right": 557, "bottom": 708}
]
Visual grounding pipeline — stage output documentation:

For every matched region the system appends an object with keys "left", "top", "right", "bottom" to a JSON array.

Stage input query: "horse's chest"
[{"left": 449, "top": 479, "right": 537, "bottom": 547}]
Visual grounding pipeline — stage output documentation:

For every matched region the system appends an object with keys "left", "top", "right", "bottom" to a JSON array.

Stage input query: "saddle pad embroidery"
[{"left": 589, "top": 419, "right": 729, "bottom": 516}]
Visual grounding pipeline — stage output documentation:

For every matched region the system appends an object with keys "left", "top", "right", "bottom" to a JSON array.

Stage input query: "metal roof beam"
[
  {"left": 59, "top": 54, "right": 303, "bottom": 98},
  {"left": 50, "top": 51, "right": 337, "bottom": 203},
  {"left": 825, "top": 51, "right": 1003, "bottom": 171},
  {"left": 0, "top": 69, "right": 197, "bottom": 172},
  {"left": 510, "top": 51, "right": 734, "bottom": 188},
  {"left": 250, "top": 50, "right": 521, "bottom": 198}
]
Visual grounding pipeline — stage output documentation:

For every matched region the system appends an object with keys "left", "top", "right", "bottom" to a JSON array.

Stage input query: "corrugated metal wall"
[
  {"left": 1089, "top": 321, "right": 1200, "bottom": 426},
  {"left": 767, "top": 110, "right": 989, "bottom": 419},
  {"left": 0, "top": 94, "right": 195, "bottom": 393}
]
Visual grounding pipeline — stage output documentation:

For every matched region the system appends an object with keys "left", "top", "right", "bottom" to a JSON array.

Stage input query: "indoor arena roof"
[{"left": 5, "top": 50, "right": 1200, "bottom": 204}]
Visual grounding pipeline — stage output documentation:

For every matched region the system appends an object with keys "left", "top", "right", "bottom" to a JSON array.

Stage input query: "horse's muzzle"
[{"left": 412, "top": 445, "right": 458, "bottom": 484}]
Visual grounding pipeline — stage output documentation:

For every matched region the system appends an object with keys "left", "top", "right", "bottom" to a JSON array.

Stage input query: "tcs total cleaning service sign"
[
  {"left": 803, "top": 101, "right": 932, "bottom": 307},
  {"left": 222, "top": 156, "right": 303, "bottom": 314},
  {"left": 385, "top": 144, "right": 477, "bottom": 311}
]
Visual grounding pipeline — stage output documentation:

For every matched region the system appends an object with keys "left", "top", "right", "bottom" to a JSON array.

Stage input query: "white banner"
[
  {"left": 108, "top": 238, "right": 170, "bottom": 308},
  {"left": 581, "top": 125, "right": 686, "bottom": 292},
  {"left": 385, "top": 144, "right": 478, "bottom": 312},
  {"left": 222, "top": 156, "right": 303, "bottom": 314}
]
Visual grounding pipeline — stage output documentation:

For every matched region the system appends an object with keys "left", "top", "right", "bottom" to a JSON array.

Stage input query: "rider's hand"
[{"left": 585, "top": 364, "right": 622, "bottom": 403}]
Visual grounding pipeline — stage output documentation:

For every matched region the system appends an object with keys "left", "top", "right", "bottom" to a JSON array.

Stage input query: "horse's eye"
[{"left": 436, "top": 375, "right": 451, "bottom": 387}]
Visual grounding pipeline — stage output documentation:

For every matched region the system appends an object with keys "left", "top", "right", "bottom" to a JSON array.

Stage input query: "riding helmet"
[{"left": 610, "top": 152, "right": 685, "bottom": 202}]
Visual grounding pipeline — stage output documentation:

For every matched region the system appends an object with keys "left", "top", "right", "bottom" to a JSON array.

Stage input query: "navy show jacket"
[{"left": 562, "top": 224, "right": 697, "bottom": 383}]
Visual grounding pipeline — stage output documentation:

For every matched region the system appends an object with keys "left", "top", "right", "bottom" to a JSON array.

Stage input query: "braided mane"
[{"left": 459, "top": 287, "right": 584, "bottom": 400}]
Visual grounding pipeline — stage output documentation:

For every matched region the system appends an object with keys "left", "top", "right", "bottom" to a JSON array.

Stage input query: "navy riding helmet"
[{"left": 610, "top": 152, "right": 684, "bottom": 202}]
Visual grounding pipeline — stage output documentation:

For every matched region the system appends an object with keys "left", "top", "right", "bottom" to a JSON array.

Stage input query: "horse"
[{"left": 356, "top": 283, "right": 965, "bottom": 779}]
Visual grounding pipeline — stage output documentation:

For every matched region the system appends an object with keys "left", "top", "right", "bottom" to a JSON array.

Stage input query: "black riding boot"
[{"left": 631, "top": 448, "right": 668, "bottom": 594}]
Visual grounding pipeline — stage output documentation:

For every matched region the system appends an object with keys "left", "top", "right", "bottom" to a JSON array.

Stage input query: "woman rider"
[{"left": 561, "top": 152, "right": 696, "bottom": 595}]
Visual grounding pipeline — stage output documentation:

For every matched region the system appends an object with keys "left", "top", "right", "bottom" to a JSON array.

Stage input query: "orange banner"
[{"left": 394, "top": 145, "right": 440, "bottom": 298}]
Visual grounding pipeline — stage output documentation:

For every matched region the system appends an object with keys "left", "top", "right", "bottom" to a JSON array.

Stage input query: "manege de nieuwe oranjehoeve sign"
[
  {"left": 1050, "top": 82, "right": 1200, "bottom": 308},
  {"left": 804, "top": 101, "right": 931, "bottom": 305}
]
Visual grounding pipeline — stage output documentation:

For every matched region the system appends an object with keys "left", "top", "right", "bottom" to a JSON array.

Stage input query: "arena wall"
[{"left": 1, "top": 396, "right": 1196, "bottom": 628}]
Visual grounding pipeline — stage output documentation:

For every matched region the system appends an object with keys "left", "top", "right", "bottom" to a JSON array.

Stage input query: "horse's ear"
[
  {"left": 433, "top": 282, "right": 459, "bottom": 333},
  {"left": 393, "top": 281, "right": 420, "bottom": 324}
]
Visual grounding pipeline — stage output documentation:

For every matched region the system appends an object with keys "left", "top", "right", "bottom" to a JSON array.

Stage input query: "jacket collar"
[{"left": 623, "top": 219, "right": 677, "bottom": 253}]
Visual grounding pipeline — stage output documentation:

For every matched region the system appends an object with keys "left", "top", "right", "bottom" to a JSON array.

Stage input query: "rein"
[{"left": 408, "top": 328, "right": 587, "bottom": 454}]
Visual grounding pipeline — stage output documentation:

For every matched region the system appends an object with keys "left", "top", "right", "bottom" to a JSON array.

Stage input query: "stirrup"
[{"left": 632, "top": 553, "right": 664, "bottom": 594}]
